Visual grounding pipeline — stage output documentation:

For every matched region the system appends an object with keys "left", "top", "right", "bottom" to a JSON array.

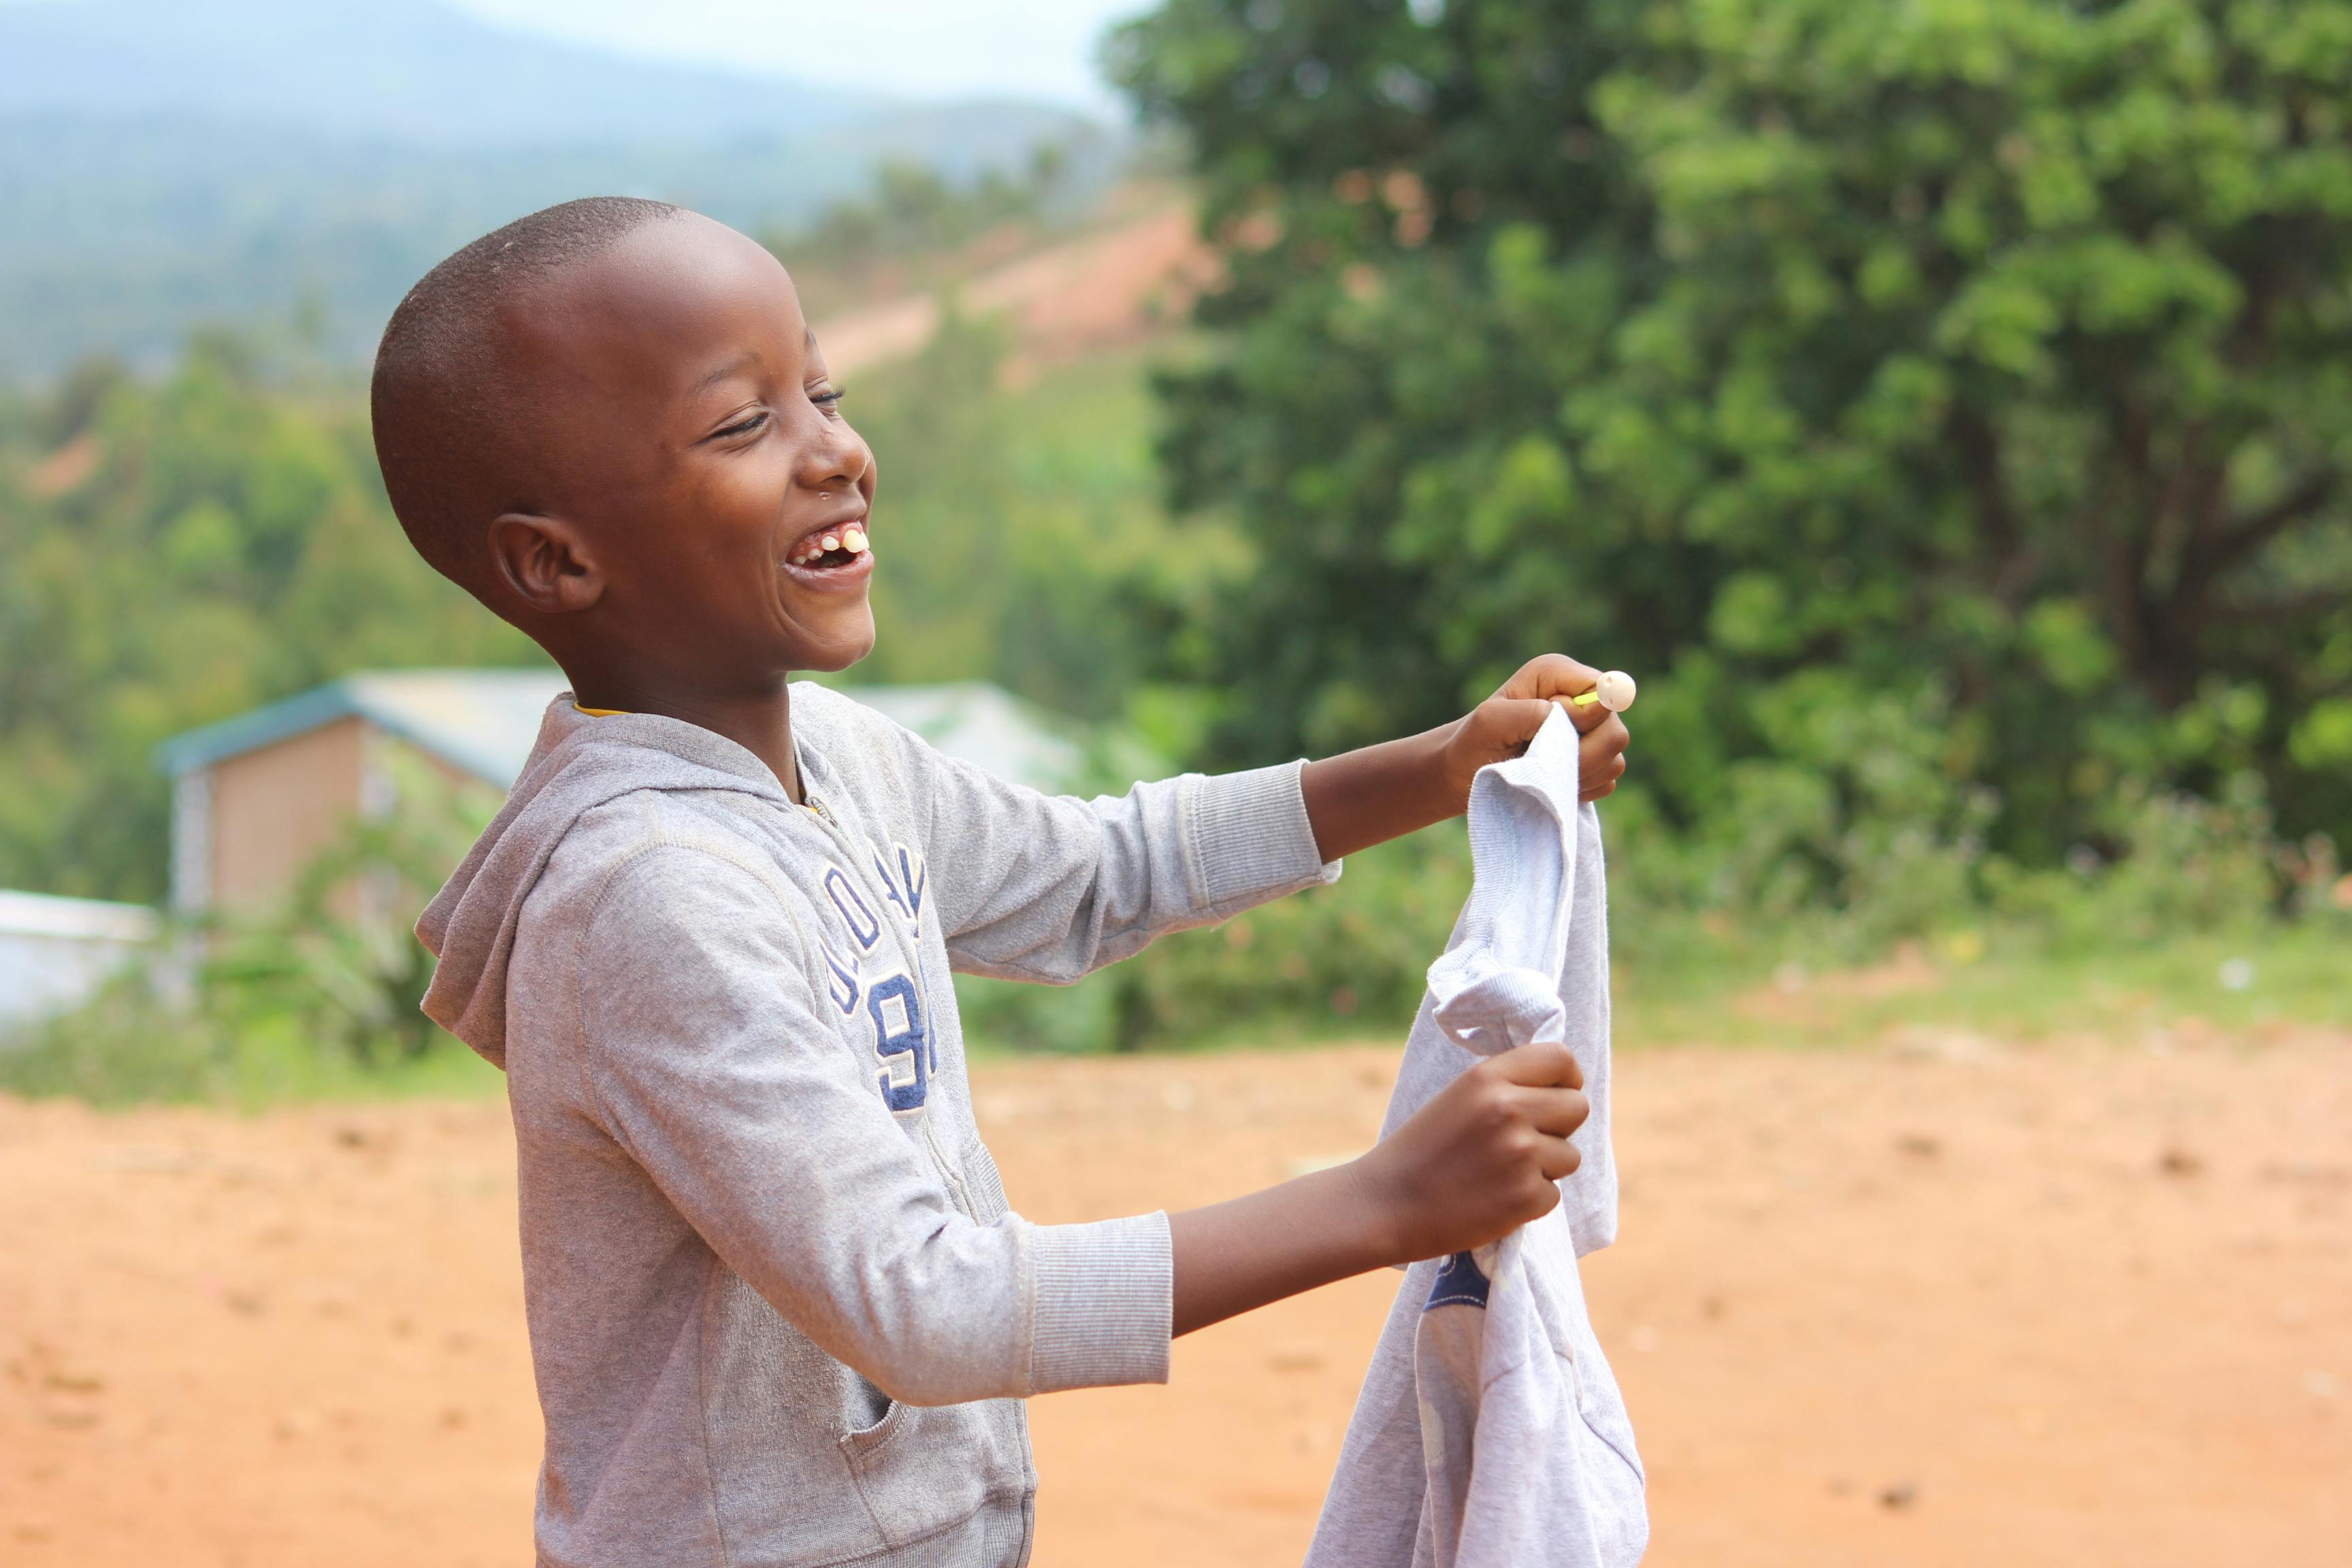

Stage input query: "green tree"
[
  {"left": 844, "top": 316, "right": 1250, "bottom": 724},
  {"left": 0, "top": 341, "right": 537, "bottom": 902},
  {"left": 1111, "top": 0, "right": 2352, "bottom": 868}
]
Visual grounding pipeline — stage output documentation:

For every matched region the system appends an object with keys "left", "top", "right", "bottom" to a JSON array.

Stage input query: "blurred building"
[{"left": 153, "top": 670, "right": 1088, "bottom": 918}]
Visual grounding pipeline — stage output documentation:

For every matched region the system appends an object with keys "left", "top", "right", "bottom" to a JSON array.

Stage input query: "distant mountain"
[
  {"left": 0, "top": 0, "right": 1122, "bottom": 380},
  {"left": 0, "top": 0, "right": 891, "bottom": 146}
]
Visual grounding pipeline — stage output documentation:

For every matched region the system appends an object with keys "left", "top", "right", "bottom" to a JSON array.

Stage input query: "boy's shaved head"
[
  {"left": 368, "top": 197, "right": 880, "bottom": 723},
  {"left": 371, "top": 196, "right": 685, "bottom": 580}
]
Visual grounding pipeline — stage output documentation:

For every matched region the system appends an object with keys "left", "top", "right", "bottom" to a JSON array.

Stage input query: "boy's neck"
[{"left": 568, "top": 669, "right": 804, "bottom": 804}]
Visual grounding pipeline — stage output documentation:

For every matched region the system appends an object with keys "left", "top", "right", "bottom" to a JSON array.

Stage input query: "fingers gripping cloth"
[{"left": 1305, "top": 710, "right": 1648, "bottom": 1568}]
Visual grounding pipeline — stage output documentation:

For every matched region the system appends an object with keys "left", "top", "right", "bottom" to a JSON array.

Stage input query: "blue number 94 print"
[{"left": 866, "top": 974, "right": 932, "bottom": 1113}]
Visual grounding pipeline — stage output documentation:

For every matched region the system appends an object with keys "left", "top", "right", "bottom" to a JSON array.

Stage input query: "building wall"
[{"left": 208, "top": 715, "right": 368, "bottom": 914}]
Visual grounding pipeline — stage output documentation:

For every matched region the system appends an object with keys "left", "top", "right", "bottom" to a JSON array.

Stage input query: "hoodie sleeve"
[
  {"left": 892, "top": 738, "right": 1339, "bottom": 984},
  {"left": 575, "top": 841, "right": 1171, "bottom": 1405}
]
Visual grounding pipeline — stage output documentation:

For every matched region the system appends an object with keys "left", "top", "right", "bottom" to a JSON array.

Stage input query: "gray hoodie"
[{"left": 417, "top": 687, "right": 1336, "bottom": 1568}]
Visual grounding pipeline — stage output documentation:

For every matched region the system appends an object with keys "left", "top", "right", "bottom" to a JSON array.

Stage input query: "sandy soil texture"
[{"left": 1, "top": 1035, "right": 2347, "bottom": 1565}]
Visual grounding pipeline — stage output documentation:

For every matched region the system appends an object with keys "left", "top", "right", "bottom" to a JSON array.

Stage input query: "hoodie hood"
[{"left": 416, "top": 696, "right": 789, "bottom": 1066}]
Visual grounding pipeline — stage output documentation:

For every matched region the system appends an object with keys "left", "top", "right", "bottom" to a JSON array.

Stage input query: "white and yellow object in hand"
[{"left": 1567, "top": 671, "right": 1637, "bottom": 714}]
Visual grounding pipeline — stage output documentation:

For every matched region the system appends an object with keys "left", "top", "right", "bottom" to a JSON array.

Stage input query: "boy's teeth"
[{"left": 787, "top": 525, "right": 867, "bottom": 566}]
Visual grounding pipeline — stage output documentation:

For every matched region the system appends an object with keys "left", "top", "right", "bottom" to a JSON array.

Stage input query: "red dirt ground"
[{"left": 2, "top": 1036, "right": 2347, "bottom": 1565}]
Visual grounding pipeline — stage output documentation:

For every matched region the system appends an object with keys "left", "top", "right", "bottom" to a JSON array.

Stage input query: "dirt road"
[
  {"left": 2, "top": 1036, "right": 2347, "bottom": 1565},
  {"left": 809, "top": 203, "right": 1212, "bottom": 380}
]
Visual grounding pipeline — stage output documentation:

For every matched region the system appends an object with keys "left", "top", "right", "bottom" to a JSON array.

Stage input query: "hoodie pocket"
[
  {"left": 838, "top": 1399, "right": 1013, "bottom": 1550},
  {"left": 839, "top": 1392, "right": 906, "bottom": 1461}
]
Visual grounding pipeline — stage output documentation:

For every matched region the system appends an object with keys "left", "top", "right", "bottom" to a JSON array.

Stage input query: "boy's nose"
[{"left": 802, "top": 425, "right": 874, "bottom": 497}]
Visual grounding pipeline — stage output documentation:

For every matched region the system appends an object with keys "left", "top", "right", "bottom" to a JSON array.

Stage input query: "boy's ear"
[{"left": 489, "top": 511, "right": 606, "bottom": 615}]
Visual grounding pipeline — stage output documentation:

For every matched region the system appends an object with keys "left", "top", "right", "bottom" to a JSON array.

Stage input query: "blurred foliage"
[
  {"left": 958, "top": 757, "right": 2352, "bottom": 1056},
  {"left": 7, "top": 110, "right": 2352, "bottom": 1098},
  {"left": 0, "top": 749, "right": 500, "bottom": 1103},
  {"left": 840, "top": 317, "right": 1252, "bottom": 727},
  {"left": 1108, "top": 0, "right": 2352, "bottom": 879},
  {"left": 0, "top": 298, "right": 1257, "bottom": 1091},
  {"left": 199, "top": 747, "right": 499, "bottom": 1064},
  {"left": 959, "top": 821, "right": 1471, "bottom": 1053},
  {"left": 762, "top": 149, "right": 1083, "bottom": 314},
  {"left": 0, "top": 340, "right": 540, "bottom": 904}
]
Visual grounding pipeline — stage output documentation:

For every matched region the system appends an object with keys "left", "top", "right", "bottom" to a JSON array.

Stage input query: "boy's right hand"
[
  {"left": 1166, "top": 1039, "right": 1590, "bottom": 1337},
  {"left": 1350, "top": 1041, "right": 1590, "bottom": 1264}
]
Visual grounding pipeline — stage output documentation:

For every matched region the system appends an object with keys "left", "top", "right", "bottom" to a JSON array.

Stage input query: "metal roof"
[
  {"left": 153, "top": 670, "right": 572, "bottom": 787},
  {"left": 153, "top": 671, "right": 1090, "bottom": 794}
]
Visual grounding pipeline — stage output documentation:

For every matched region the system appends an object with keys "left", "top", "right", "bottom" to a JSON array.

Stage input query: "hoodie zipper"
[{"left": 798, "top": 788, "right": 975, "bottom": 1213}]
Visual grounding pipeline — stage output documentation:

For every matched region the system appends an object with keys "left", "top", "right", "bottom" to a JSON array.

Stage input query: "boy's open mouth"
[{"left": 785, "top": 521, "right": 870, "bottom": 572}]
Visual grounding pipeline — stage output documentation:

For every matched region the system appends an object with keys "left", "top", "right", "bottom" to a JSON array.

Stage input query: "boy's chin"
[{"left": 791, "top": 615, "right": 877, "bottom": 675}]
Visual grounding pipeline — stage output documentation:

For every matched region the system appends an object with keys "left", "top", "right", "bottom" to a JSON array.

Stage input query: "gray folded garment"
[{"left": 1305, "top": 708, "right": 1648, "bottom": 1568}]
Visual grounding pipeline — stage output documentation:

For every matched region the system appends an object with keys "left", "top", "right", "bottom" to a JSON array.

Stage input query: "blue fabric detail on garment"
[
  {"left": 824, "top": 865, "right": 882, "bottom": 951},
  {"left": 818, "top": 938, "right": 861, "bottom": 1015},
  {"left": 866, "top": 973, "right": 930, "bottom": 1113},
  {"left": 1424, "top": 1250, "right": 1492, "bottom": 1312}
]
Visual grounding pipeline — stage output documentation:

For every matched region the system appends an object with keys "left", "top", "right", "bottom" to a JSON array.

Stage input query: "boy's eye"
[
  {"left": 811, "top": 384, "right": 843, "bottom": 410},
  {"left": 713, "top": 410, "right": 768, "bottom": 439}
]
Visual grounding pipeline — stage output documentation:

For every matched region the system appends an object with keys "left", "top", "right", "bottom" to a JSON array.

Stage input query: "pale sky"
[{"left": 449, "top": 0, "right": 1154, "bottom": 114}]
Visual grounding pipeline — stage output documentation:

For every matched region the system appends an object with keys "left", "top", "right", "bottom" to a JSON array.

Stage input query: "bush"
[
  {"left": 960, "top": 757, "right": 2342, "bottom": 1057},
  {"left": 1987, "top": 775, "right": 2299, "bottom": 951},
  {"left": 0, "top": 751, "right": 493, "bottom": 1105},
  {"left": 958, "top": 823, "right": 1469, "bottom": 1054}
]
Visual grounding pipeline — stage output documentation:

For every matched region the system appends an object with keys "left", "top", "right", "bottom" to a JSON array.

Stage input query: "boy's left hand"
[
  {"left": 1438, "top": 654, "right": 1631, "bottom": 808},
  {"left": 1299, "top": 653, "right": 1632, "bottom": 863}
]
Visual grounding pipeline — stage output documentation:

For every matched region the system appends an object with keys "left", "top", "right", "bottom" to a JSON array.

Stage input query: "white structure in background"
[
  {"left": 153, "top": 670, "right": 1092, "bottom": 919},
  {"left": 0, "top": 889, "right": 159, "bottom": 1031}
]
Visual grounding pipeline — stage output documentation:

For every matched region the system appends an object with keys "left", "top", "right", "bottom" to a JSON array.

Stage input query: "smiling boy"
[{"left": 373, "top": 197, "right": 1631, "bottom": 1568}]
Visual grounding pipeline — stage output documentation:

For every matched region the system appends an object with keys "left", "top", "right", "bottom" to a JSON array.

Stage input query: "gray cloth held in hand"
[{"left": 1305, "top": 708, "right": 1647, "bottom": 1568}]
